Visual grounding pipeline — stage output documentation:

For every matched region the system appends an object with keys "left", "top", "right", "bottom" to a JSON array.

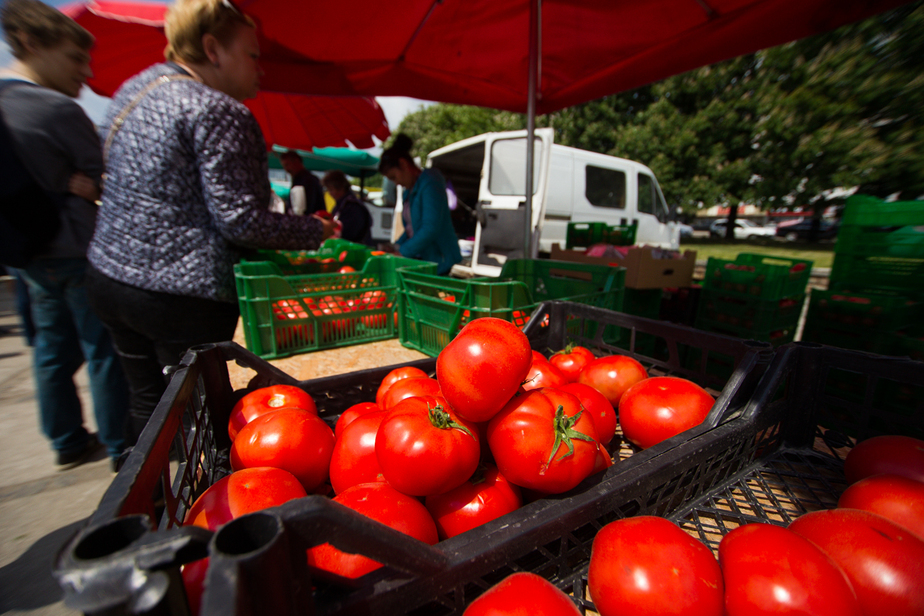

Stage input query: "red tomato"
[
  {"left": 838, "top": 474, "right": 924, "bottom": 541},
  {"left": 593, "top": 441, "right": 614, "bottom": 474},
  {"left": 334, "top": 401, "right": 382, "bottom": 439},
  {"left": 549, "top": 344, "right": 595, "bottom": 383},
  {"left": 329, "top": 410, "right": 388, "bottom": 494},
  {"left": 436, "top": 317, "right": 533, "bottom": 423},
  {"left": 376, "top": 365, "right": 430, "bottom": 407},
  {"left": 522, "top": 357, "right": 568, "bottom": 391},
  {"left": 230, "top": 409, "right": 335, "bottom": 493},
  {"left": 463, "top": 572, "right": 581, "bottom": 616},
  {"left": 184, "top": 467, "right": 307, "bottom": 530},
  {"left": 487, "top": 388, "right": 598, "bottom": 494},
  {"left": 381, "top": 375, "right": 442, "bottom": 410},
  {"left": 228, "top": 384, "right": 317, "bottom": 441},
  {"left": 559, "top": 382, "right": 617, "bottom": 446},
  {"left": 577, "top": 354, "right": 648, "bottom": 408},
  {"left": 843, "top": 435, "right": 924, "bottom": 484},
  {"left": 425, "top": 464, "right": 523, "bottom": 540},
  {"left": 181, "top": 467, "right": 307, "bottom": 616},
  {"left": 338, "top": 265, "right": 356, "bottom": 273},
  {"left": 306, "top": 482, "right": 438, "bottom": 580},
  {"left": 181, "top": 557, "right": 209, "bottom": 616},
  {"left": 375, "top": 395, "right": 481, "bottom": 496},
  {"left": 618, "top": 376, "right": 714, "bottom": 449},
  {"left": 719, "top": 523, "right": 861, "bottom": 616},
  {"left": 789, "top": 508, "right": 924, "bottom": 616},
  {"left": 587, "top": 516, "right": 723, "bottom": 616},
  {"left": 530, "top": 350, "right": 549, "bottom": 364}
]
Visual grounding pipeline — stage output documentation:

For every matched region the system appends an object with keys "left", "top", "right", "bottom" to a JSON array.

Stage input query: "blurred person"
[
  {"left": 378, "top": 134, "right": 462, "bottom": 275},
  {"left": 85, "top": 0, "right": 334, "bottom": 443},
  {"left": 322, "top": 170, "right": 373, "bottom": 245},
  {"left": 280, "top": 149, "right": 324, "bottom": 215},
  {"left": 1, "top": 0, "right": 130, "bottom": 469}
]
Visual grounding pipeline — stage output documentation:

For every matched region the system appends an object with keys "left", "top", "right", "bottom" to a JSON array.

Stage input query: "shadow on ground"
[{"left": 0, "top": 518, "right": 86, "bottom": 612}]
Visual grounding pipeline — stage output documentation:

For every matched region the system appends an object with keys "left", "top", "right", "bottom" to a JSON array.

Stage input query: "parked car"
[
  {"left": 709, "top": 218, "right": 777, "bottom": 239},
  {"left": 775, "top": 218, "right": 839, "bottom": 241}
]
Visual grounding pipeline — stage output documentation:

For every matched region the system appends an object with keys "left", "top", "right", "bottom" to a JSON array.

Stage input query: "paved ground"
[{"left": 0, "top": 276, "right": 114, "bottom": 616}]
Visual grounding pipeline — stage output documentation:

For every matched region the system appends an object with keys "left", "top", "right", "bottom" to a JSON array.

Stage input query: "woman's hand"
[
  {"left": 68, "top": 172, "right": 101, "bottom": 203},
  {"left": 314, "top": 215, "right": 337, "bottom": 240}
]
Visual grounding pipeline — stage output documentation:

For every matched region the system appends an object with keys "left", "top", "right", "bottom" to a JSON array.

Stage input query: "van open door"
[{"left": 470, "top": 129, "right": 553, "bottom": 277}]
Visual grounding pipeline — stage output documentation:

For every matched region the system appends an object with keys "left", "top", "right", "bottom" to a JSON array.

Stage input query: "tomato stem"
[
  {"left": 428, "top": 404, "right": 474, "bottom": 438},
  {"left": 546, "top": 405, "right": 596, "bottom": 467}
]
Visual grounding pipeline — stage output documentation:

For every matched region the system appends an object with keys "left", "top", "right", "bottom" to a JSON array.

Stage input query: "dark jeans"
[
  {"left": 85, "top": 265, "right": 239, "bottom": 442},
  {"left": 13, "top": 269, "right": 35, "bottom": 346},
  {"left": 18, "top": 259, "right": 130, "bottom": 460}
]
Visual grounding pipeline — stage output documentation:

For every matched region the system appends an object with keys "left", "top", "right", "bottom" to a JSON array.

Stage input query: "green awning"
[{"left": 270, "top": 145, "right": 380, "bottom": 179}]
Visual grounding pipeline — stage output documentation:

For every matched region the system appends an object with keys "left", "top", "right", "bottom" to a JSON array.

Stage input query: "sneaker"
[{"left": 56, "top": 434, "right": 104, "bottom": 470}]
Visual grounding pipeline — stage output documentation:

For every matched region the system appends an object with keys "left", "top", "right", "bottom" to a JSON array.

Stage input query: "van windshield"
[{"left": 638, "top": 173, "right": 669, "bottom": 222}]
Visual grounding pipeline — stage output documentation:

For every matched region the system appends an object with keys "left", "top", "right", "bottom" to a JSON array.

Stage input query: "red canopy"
[
  {"left": 241, "top": 0, "right": 910, "bottom": 114},
  {"left": 64, "top": 1, "right": 391, "bottom": 150}
]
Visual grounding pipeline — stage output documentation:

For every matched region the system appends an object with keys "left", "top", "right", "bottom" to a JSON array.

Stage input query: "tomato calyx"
[
  {"left": 550, "top": 342, "right": 582, "bottom": 357},
  {"left": 428, "top": 404, "right": 474, "bottom": 438},
  {"left": 547, "top": 406, "right": 596, "bottom": 467}
]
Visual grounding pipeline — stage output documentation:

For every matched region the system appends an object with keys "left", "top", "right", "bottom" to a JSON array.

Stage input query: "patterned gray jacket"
[{"left": 89, "top": 63, "right": 324, "bottom": 303}]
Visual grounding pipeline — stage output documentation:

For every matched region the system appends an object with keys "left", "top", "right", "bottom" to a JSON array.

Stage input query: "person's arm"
[
  {"left": 51, "top": 98, "right": 104, "bottom": 199},
  {"left": 397, "top": 174, "right": 448, "bottom": 258},
  {"left": 194, "top": 99, "right": 325, "bottom": 250},
  {"left": 68, "top": 171, "right": 101, "bottom": 203}
]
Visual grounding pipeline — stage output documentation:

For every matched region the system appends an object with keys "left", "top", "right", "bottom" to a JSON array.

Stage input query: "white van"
[{"left": 399, "top": 129, "right": 680, "bottom": 276}]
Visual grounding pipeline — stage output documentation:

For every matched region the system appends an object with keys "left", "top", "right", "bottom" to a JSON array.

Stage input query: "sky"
[{"left": 2, "top": 0, "right": 435, "bottom": 152}]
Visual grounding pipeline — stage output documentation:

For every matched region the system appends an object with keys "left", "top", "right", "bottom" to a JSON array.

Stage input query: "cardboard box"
[{"left": 551, "top": 244, "right": 697, "bottom": 289}]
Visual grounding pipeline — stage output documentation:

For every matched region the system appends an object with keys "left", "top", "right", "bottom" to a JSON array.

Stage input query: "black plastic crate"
[{"left": 55, "top": 302, "right": 775, "bottom": 616}]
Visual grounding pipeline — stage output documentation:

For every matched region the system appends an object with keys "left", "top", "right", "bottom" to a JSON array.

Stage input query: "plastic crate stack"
[
  {"left": 802, "top": 194, "right": 924, "bottom": 358},
  {"left": 695, "top": 253, "right": 812, "bottom": 347},
  {"left": 234, "top": 255, "right": 435, "bottom": 359},
  {"left": 565, "top": 220, "right": 638, "bottom": 248},
  {"left": 397, "top": 259, "right": 626, "bottom": 357},
  {"left": 242, "top": 238, "right": 373, "bottom": 275}
]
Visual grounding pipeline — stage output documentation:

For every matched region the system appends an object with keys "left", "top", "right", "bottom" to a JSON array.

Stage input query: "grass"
[{"left": 679, "top": 236, "right": 836, "bottom": 269}]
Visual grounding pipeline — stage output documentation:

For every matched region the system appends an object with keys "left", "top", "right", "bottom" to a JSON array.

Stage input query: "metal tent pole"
[{"left": 525, "top": 0, "right": 540, "bottom": 259}]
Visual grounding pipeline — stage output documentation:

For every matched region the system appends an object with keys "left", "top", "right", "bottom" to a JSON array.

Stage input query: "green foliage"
[{"left": 393, "top": 2, "right": 924, "bottom": 214}]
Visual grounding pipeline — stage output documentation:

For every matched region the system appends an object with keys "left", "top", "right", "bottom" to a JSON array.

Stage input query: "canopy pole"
[{"left": 525, "top": 0, "right": 540, "bottom": 259}]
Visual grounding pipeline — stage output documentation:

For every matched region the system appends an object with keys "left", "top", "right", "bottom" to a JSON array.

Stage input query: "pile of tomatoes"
[
  {"left": 577, "top": 433, "right": 924, "bottom": 616},
  {"left": 179, "top": 316, "right": 726, "bottom": 614}
]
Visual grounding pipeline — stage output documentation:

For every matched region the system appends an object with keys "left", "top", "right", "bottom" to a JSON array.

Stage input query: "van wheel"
[{"left": 785, "top": 232, "right": 798, "bottom": 242}]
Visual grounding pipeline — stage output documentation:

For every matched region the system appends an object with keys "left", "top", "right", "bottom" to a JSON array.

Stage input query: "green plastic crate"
[
  {"left": 244, "top": 239, "right": 373, "bottom": 275},
  {"left": 888, "top": 326, "right": 924, "bottom": 362},
  {"left": 801, "top": 288, "right": 923, "bottom": 355},
  {"left": 612, "top": 288, "right": 664, "bottom": 356},
  {"left": 703, "top": 253, "right": 813, "bottom": 300},
  {"left": 696, "top": 289, "right": 805, "bottom": 332},
  {"left": 805, "top": 288, "right": 921, "bottom": 332},
  {"left": 840, "top": 194, "right": 924, "bottom": 227},
  {"left": 397, "top": 259, "right": 626, "bottom": 356},
  {"left": 829, "top": 225, "right": 924, "bottom": 297},
  {"left": 565, "top": 221, "right": 638, "bottom": 249},
  {"left": 234, "top": 255, "right": 435, "bottom": 359}
]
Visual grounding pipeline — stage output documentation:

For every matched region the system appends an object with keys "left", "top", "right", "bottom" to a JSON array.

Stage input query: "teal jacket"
[{"left": 396, "top": 168, "right": 462, "bottom": 275}]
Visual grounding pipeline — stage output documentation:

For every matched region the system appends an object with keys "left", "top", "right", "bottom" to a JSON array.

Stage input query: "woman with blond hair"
[{"left": 86, "top": 0, "right": 334, "bottom": 443}]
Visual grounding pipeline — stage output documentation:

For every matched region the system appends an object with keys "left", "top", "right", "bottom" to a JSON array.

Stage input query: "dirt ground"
[{"left": 225, "top": 320, "right": 430, "bottom": 389}]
